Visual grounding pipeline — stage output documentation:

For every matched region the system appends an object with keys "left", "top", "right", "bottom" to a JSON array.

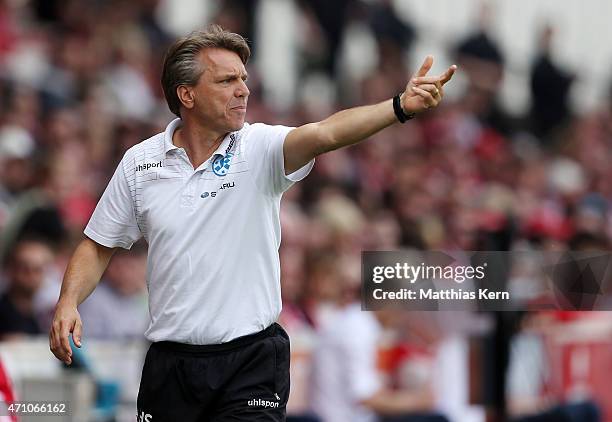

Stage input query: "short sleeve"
[
  {"left": 244, "top": 123, "right": 314, "bottom": 195},
  {"left": 84, "top": 152, "right": 142, "bottom": 249}
]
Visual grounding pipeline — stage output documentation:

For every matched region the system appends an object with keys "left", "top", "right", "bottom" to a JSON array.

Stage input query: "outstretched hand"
[{"left": 401, "top": 55, "right": 457, "bottom": 114}]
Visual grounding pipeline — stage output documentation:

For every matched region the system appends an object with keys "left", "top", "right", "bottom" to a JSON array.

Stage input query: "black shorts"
[{"left": 136, "top": 323, "right": 290, "bottom": 422}]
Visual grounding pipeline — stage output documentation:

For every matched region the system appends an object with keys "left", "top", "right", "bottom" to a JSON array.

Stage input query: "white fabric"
[
  {"left": 84, "top": 118, "right": 314, "bottom": 344},
  {"left": 310, "top": 304, "right": 382, "bottom": 422}
]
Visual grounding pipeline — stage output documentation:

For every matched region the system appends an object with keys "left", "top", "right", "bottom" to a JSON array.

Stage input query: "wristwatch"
[{"left": 393, "top": 93, "right": 416, "bottom": 123}]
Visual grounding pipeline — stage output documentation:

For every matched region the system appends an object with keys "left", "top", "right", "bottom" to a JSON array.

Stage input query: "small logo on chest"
[
  {"left": 212, "top": 153, "right": 234, "bottom": 176},
  {"left": 219, "top": 182, "right": 235, "bottom": 190},
  {"left": 200, "top": 182, "right": 236, "bottom": 199}
]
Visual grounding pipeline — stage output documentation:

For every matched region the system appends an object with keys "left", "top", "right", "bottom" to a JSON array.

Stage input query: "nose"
[{"left": 236, "top": 78, "right": 250, "bottom": 98}]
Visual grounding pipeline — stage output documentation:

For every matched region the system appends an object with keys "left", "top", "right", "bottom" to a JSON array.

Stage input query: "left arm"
[{"left": 283, "top": 56, "right": 456, "bottom": 174}]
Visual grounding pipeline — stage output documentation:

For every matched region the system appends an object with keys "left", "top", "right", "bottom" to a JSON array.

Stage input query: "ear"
[{"left": 177, "top": 85, "right": 195, "bottom": 110}]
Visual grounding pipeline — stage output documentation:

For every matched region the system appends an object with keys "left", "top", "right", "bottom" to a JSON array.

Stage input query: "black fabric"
[{"left": 137, "top": 323, "right": 290, "bottom": 422}]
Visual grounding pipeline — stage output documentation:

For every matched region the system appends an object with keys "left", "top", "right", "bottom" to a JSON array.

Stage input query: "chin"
[{"left": 229, "top": 119, "right": 245, "bottom": 131}]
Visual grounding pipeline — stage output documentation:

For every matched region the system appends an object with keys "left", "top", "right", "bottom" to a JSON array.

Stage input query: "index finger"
[
  {"left": 59, "top": 322, "right": 73, "bottom": 364},
  {"left": 50, "top": 324, "right": 69, "bottom": 363},
  {"left": 413, "top": 55, "right": 434, "bottom": 78}
]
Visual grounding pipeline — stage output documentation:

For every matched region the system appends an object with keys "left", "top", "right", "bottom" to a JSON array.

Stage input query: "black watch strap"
[{"left": 393, "top": 93, "right": 415, "bottom": 123}]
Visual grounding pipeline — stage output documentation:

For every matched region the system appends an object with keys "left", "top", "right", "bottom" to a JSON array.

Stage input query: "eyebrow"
[{"left": 218, "top": 72, "right": 248, "bottom": 80}]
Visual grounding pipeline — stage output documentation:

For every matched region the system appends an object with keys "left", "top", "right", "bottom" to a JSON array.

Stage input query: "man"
[
  {"left": 49, "top": 25, "right": 456, "bottom": 421},
  {"left": 0, "top": 237, "right": 55, "bottom": 339}
]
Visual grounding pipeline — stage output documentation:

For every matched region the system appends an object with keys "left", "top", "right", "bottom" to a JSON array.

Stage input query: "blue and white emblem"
[{"left": 212, "top": 152, "right": 233, "bottom": 176}]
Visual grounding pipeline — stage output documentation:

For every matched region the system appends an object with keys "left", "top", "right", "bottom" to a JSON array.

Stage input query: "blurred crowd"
[{"left": 1, "top": 1, "right": 612, "bottom": 422}]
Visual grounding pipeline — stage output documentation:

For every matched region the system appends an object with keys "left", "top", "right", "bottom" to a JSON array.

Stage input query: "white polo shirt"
[{"left": 84, "top": 118, "right": 314, "bottom": 344}]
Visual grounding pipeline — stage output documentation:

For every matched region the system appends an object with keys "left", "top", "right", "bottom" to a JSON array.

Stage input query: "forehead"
[
  {"left": 199, "top": 48, "right": 246, "bottom": 75},
  {"left": 14, "top": 242, "right": 52, "bottom": 262}
]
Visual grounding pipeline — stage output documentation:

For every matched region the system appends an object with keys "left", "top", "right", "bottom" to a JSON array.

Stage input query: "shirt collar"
[
  {"left": 163, "top": 118, "right": 239, "bottom": 157},
  {"left": 163, "top": 118, "right": 182, "bottom": 154},
  {"left": 212, "top": 132, "right": 237, "bottom": 158}
]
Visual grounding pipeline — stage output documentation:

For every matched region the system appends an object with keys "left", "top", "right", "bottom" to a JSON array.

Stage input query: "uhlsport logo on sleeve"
[{"left": 136, "top": 161, "right": 163, "bottom": 172}]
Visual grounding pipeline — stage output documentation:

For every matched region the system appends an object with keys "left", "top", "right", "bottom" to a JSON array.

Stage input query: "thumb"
[
  {"left": 414, "top": 55, "right": 434, "bottom": 77},
  {"left": 72, "top": 318, "right": 83, "bottom": 348},
  {"left": 440, "top": 64, "right": 458, "bottom": 85}
]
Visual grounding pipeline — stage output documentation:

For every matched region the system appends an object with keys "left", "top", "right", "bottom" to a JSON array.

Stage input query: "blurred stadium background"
[{"left": 1, "top": 0, "right": 612, "bottom": 421}]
